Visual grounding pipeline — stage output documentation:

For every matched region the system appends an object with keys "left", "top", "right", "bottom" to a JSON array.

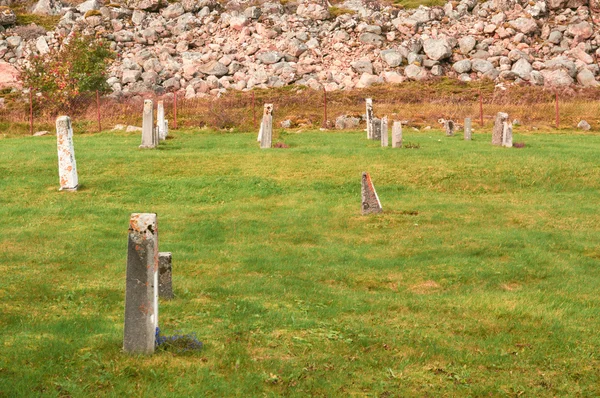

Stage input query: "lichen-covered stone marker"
[
  {"left": 392, "top": 121, "right": 402, "bottom": 148},
  {"left": 259, "top": 103, "right": 273, "bottom": 149},
  {"left": 372, "top": 117, "right": 382, "bottom": 140},
  {"left": 492, "top": 112, "right": 508, "bottom": 146},
  {"left": 56, "top": 116, "right": 78, "bottom": 191},
  {"left": 157, "top": 100, "right": 166, "bottom": 141},
  {"left": 361, "top": 172, "right": 382, "bottom": 215},
  {"left": 366, "top": 98, "right": 374, "bottom": 139},
  {"left": 124, "top": 213, "right": 158, "bottom": 355},
  {"left": 444, "top": 119, "right": 455, "bottom": 136},
  {"left": 381, "top": 116, "right": 388, "bottom": 147},
  {"left": 464, "top": 118, "right": 472, "bottom": 141},
  {"left": 158, "top": 252, "right": 173, "bottom": 300},
  {"left": 140, "top": 99, "right": 156, "bottom": 149}
]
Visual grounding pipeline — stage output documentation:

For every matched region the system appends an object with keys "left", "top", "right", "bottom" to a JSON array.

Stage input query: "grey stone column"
[
  {"left": 361, "top": 172, "right": 382, "bottom": 215},
  {"left": 158, "top": 252, "right": 173, "bottom": 300},
  {"left": 260, "top": 103, "right": 273, "bottom": 149},
  {"left": 56, "top": 116, "right": 78, "bottom": 191},
  {"left": 140, "top": 99, "right": 155, "bottom": 149},
  {"left": 392, "top": 121, "right": 402, "bottom": 148},
  {"left": 372, "top": 118, "right": 381, "bottom": 140},
  {"left": 464, "top": 118, "right": 472, "bottom": 141},
  {"left": 502, "top": 121, "right": 513, "bottom": 147},
  {"left": 157, "top": 100, "right": 166, "bottom": 141},
  {"left": 366, "top": 98, "right": 373, "bottom": 139},
  {"left": 381, "top": 116, "right": 388, "bottom": 147},
  {"left": 124, "top": 213, "right": 158, "bottom": 355},
  {"left": 492, "top": 112, "right": 508, "bottom": 146}
]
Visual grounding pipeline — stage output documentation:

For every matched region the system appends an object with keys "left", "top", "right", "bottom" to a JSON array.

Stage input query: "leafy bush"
[{"left": 21, "top": 33, "right": 115, "bottom": 112}]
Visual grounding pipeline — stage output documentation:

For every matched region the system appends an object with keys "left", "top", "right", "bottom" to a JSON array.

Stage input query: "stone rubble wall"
[{"left": 1, "top": 0, "right": 599, "bottom": 97}]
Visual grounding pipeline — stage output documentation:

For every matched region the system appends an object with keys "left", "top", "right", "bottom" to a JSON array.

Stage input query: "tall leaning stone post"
[
  {"left": 157, "top": 100, "right": 166, "bottom": 141},
  {"left": 260, "top": 103, "right": 273, "bottom": 149},
  {"left": 492, "top": 112, "right": 508, "bottom": 146},
  {"left": 56, "top": 116, "right": 79, "bottom": 191},
  {"left": 158, "top": 252, "right": 173, "bottom": 300},
  {"left": 124, "top": 213, "right": 159, "bottom": 355},
  {"left": 361, "top": 172, "right": 382, "bottom": 215},
  {"left": 366, "top": 98, "right": 373, "bottom": 139},
  {"left": 381, "top": 116, "right": 388, "bottom": 147},
  {"left": 464, "top": 118, "right": 472, "bottom": 141},
  {"left": 140, "top": 99, "right": 155, "bottom": 149},
  {"left": 392, "top": 121, "right": 402, "bottom": 148}
]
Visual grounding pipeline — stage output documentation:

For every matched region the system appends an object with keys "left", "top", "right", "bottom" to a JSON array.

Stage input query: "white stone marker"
[
  {"left": 124, "top": 213, "right": 159, "bottom": 355},
  {"left": 259, "top": 103, "right": 273, "bottom": 149},
  {"left": 502, "top": 120, "right": 513, "bottom": 148},
  {"left": 366, "top": 98, "right": 373, "bottom": 139},
  {"left": 381, "top": 116, "right": 388, "bottom": 147},
  {"left": 140, "top": 99, "right": 155, "bottom": 149},
  {"left": 464, "top": 118, "right": 472, "bottom": 141},
  {"left": 392, "top": 121, "right": 402, "bottom": 148},
  {"left": 157, "top": 100, "right": 166, "bottom": 141},
  {"left": 56, "top": 116, "right": 78, "bottom": 191}
]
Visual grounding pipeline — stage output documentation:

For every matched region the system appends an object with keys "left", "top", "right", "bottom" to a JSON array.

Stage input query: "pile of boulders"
[{"left": 0, "top": 0, "right": 598, "bottom": 96}]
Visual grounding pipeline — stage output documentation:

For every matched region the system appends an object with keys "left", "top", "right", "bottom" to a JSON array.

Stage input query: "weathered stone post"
[
  {"left": 140, "top": 99, "right": 155, "bottom": 149},
  {"left": 157, "top": 100, "right": 166, "bottom": 141},
  {"left": 124, "top": 213, "right": 159, "bottom": 355},
  {"left": 56, "top": 116, "right": 78, "bottom": 191},
  {"left": 445, "top": 119, "right": 455, "bottom": 136},
  {"left": 158, "top": 252, "right": 173, "bottom": 300},
  {"left": 464, "top": 118, "right": 472, "bottom": 141},
  {"left": 372, "top": 117, "right": 382, "bottom": 140},
  {"left": 492, "top": 112, "right": 508, "bottom": 146},
  {"left": 361, "top": 172, "right": 382, "bottom": 215},
  {"left": 259, "top": 103, "right": 273, "bottom": 149},
  {"left": 502, "top": 120, "right": 513, "bottom": 148},
  {"left": 392, "top": 121, "right": 402, "bottom": 148},
  {"left": 381, "top": 116, "right": 388, "bottom": 147},
  {"left": 366, "top": 98, "right": 373, "bottom": 139}
]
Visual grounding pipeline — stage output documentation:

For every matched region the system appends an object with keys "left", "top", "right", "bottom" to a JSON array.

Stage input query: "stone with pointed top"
[{"left": 361, "top": 172, "right": 382, "bottom": 215}]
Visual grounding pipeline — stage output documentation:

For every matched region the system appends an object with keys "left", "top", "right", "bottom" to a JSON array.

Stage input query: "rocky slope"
[{"left": 1, "top": 0, "right": 599, "bottom": 97}]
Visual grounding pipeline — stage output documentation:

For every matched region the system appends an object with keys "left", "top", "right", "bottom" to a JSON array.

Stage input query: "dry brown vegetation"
[{"left": 2, "top": 79, "right": 600, "bottom": 135}]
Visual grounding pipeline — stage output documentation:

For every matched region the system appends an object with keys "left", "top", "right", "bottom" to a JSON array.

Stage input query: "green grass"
[{"left": 1, "top": 128, "right": 600, "bottom": 396}]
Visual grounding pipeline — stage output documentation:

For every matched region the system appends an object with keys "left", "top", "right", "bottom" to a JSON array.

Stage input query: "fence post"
[
  {"left": 555, "top": 91, "right": 559, "bottom": 129},
  {"left": 173, "top": 92, "right": 178, "bottom": 129},
  {"left": 252, "top": 91, "right": 256, "bottom": 129},
  {"left": 479, "top": 89, "right": 483, "bottom": 127},
  {"left": 29, "top": 90, "right": 33, "bottom": 135},
  {"left": 322, "top": 86, "right": 328, "bottom": 129},
  {"left": 96, "top": 90, "right": 101, "bottom": 133}
]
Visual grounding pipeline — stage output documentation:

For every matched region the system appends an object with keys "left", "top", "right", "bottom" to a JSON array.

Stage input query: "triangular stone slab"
[{"left": 361, "top": 172, "right": 382, "bottom": 215}]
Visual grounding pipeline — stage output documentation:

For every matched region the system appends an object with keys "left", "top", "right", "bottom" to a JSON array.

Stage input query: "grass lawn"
[{"left": 1, "top": 127, "right": 599, "bottom": 396}]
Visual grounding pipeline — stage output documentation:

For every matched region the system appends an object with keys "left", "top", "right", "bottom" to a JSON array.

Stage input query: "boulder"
[
  {"left": 162, "top": 2, "right": 184, "bottom": 18},
  {"left": 453, "top": 59, "right": 471, "bottom": 73},
  {"left": 567, "top": 22, "right": 593, "bottom": 40},
  {"left": 0, "top": 61, "right": 20, "bottom": 89},
  {"left": 359, "top": 33, "right": 383, "bottom": 45},
  {"left": 423, "top": 38, "right": 453, "bottom": 61},
  {"left": 355, "top": 73, "right": 383, "bottom": 88},
  {"left": 509, "top": 17, "right": 538, "bottom": 34},
  {"left": 257, "top": 51, "right": 283, "bottom": 65},
  {"left": 577, "top": 120, "right": 591, "bottom": 130},
  {"left": 351, "top": 60, "right": 374, "bottom": 75},
  {"left": 547, "top": 0, "right": 588, "bottom": 9},
  {"left": 296, "top": 2, "right": 329, "bottom": 20},
  {"left": 335, "top": 115, "right": 360, "bottom": 130},
  {"left": 127, "top": 0, "right": 167, "bottom": 11},
  {"left": 0, "top": 7, "right": 16, "bottom": 26},
  {"left": 576, "top": 69, "right": 598, "bottom": 87},
  {"left": 380, "top": 50, "right": 403, "bottom": 67},
  {"left": 198, "top": 61, "right": 228, "bottom": 77},
  {"left": 542, "top": 69, "right": 574, "bottom": 86},
  {"left": 31, "top": 0, "right": 61, "bottom": 15},
  {"left": 511, "top": 58, "right": 532, "bottom": 79},
  {"left": 404, "top": 64, "right": 427, "bottom": 80}
]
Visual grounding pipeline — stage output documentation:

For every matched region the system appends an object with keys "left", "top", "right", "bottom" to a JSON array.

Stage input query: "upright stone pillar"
[
  {"left": 444, "top": 119, "right": 455, "bottom": 136},
  {"left": 56, "top": 116, "right": 78, "bottom": 191},
  {"left": 502, "top": 121, "right": 513, "bottom": 148},
  {"left": 492, "top": 112, "right": 508, "bottom": 146},
  {"left": 366, "top": 98, "right": 373, "bottom": 139},
  {"left": 124, "top": 213, "right": 159, "bottom": 355},
  {"left": 381, "top": 116, "right": 388, "bottom": 147},
  {"left": 464, "top": 118, "right": 472, "bottom": 141},
  {"left": 260, "top": 103, "right": 273, "bottom": 149},
  {"left": 372, "top": 117, "right": 382, "bottom": 140},
  {"left": 140, "top": 99, "right": 155, "bottom": 149},
  {"left": 157, "top": 100, "right": 166, "bottom": 141},
  {"left": 361, "top": 172, "right": 382, "bottom": 215},
  {"left": 158, "top": 252, "right": 173, "bottom": 300},
  {"left": 392, "top": 121, "right": 402, "bottom": 148}
]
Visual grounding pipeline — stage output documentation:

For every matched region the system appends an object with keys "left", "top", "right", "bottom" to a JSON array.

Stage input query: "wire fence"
[{"left": 1, "top": 84, "right": 600, "bottom": 136}]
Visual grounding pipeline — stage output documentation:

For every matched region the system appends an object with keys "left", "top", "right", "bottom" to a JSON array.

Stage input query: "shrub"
[{"left": 21, "top": 33, "right": 115, "bottom": 112}]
